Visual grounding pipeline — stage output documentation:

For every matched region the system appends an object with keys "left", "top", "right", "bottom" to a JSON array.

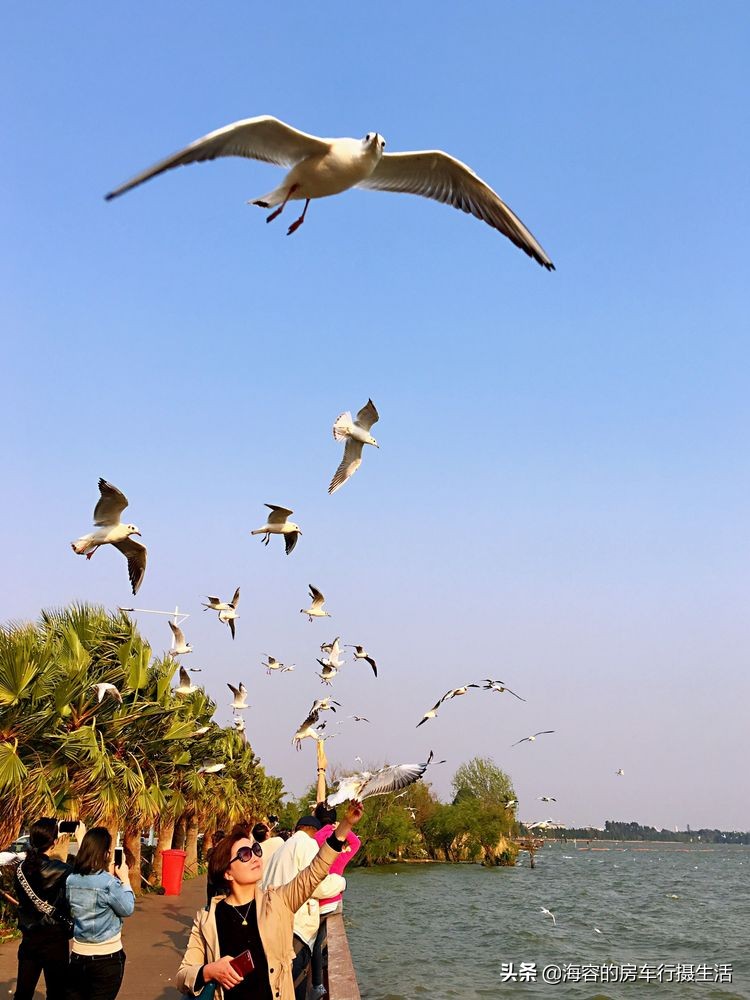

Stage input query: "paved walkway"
[{"left": 0, "top": 877, "right": 206, "bottom": 1000}]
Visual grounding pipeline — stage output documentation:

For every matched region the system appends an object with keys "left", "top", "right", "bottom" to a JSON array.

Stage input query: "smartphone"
[
  {"left": 114, "top": 848, "right": 123, "bottom": 867},
  {"left": 58, "top": 821, "right": 78, "bottom": 834},
  {"left": 229, "top": 950, "right": 255, "bottom": 977}
]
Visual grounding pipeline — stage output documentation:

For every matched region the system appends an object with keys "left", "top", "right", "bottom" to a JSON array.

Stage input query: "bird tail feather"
[
  {"left": 332, "top": 412, "right": 353, "bottom": 441},
  {"left": 71, "top": 535, "right": 95, "bottom": 555},
  {"left": 250, "top": 187, "right": 284, "bottom": 209}
]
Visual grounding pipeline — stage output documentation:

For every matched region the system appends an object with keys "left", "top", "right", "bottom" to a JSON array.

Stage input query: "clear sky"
[{"left": 3, "top": 2, "right": 748, "bottom": 830}]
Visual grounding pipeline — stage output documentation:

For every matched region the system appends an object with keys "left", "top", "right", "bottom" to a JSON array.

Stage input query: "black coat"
[{"left": 14, "top": 854, "right": 72, "bottom": 937}]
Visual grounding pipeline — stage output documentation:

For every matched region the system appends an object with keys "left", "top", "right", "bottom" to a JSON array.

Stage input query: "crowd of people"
[{"left": 11, "top": 801, "right": 364, "bottom": 1000}]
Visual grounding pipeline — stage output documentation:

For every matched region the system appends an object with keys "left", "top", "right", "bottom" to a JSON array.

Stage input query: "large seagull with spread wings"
[
  {"left": 105, "top": 115, "right": 554, "bottom": 268},
  {"left": 71, "top": 479, "right": 147, "bottom": 595}
]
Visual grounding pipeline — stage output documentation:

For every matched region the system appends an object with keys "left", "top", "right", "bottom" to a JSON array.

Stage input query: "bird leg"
[
  {"left": 287, "top": 199, "right": 310, "bottom": 236},
  {"left": 262, "top": 534, "right": 270, "bottom": 546},
  {"left": 85, "top": 547, "right": 99, "bottom": 561},
  {"left": 266, "top": 184, "right": 299, "bottom": 224}
]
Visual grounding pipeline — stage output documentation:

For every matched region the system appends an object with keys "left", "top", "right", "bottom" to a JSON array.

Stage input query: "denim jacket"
[{"left": 66, "top": 871, "right": 135, "bottom": 942}]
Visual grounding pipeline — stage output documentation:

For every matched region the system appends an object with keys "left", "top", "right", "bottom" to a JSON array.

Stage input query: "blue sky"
[{"left": 3, "top": 2, "right": 749, "bottom": 829}]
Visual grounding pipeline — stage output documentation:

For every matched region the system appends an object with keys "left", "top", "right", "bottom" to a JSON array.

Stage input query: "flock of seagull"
[{"left": 66, "top": 113, "right": 627, "bottom": 821}]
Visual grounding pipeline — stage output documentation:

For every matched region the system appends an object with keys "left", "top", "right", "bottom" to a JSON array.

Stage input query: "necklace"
[{"left": 227, "top": 899, "right": 254, "bottom": 926}]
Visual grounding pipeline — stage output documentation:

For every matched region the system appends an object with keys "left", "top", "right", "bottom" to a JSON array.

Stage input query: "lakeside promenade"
[{"left": 0, "top": 876, "right": 361, "bottom": 1000}]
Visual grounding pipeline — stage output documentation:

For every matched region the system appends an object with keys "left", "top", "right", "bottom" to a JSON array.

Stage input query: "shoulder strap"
[{"left": 16, "top": 865, "right": 58, "bottom": 918}]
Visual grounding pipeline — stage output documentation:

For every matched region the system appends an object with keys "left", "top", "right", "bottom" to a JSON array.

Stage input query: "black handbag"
[{"left": 16, "top": 864, "right": 74, "bottom": 937}]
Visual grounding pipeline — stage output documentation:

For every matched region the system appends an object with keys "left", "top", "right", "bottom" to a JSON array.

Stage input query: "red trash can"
[{"left": 161, "top": 849, "right": 187, "bottom": 895}]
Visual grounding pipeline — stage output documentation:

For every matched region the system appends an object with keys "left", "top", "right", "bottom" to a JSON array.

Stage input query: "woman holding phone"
[
  {"left": 65, "top": 828, "right": 135, "bottom": 1000},
  {"left": 177, "top": 800, "right": 364, "bottom": 1000},
  {"left": 13, "top": 817, "right": 85, "bottom": 1000}
]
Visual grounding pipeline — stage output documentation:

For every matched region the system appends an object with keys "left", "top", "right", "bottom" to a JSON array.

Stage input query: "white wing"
[
  {"left": 178, "top": 666, "right": 192, "bottom": 688},
  {"left": 354, "top": 399, "right": 379, "bottom": 431},
  {"left": 266, "top": 504, "right": 293, "bottom": 524},
  {"left": 356, "top": 760, "right": 430, "bottom": 800},
  {"left": 328, "top": 438, "right": 364, "bottom": 495},
  {"left": 93, "top": 479, "right": 129, "bottom": 526},
  {"left": 360, "top": 150, "right": 554, "bottom": 270},
  {"left": 106, "top": 116, "right": 331, "bottom": 199}
]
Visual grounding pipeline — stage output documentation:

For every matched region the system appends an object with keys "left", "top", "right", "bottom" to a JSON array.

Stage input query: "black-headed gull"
[
  {"left": 345, "top": 645, "right": 378, "bottom": 677},
  {"left": 105, "top": 116, "right": 555, "bottom": 267},
  {"left": 262, "top": 655, "right": 294, "bottom": 675},
  {"left": 92, "top": 682, "right": 122, "bottom": 704},
  {"left": 293, "top": 709, "right": 322, "bottom": 750},
  {"left": 202, "top": 587, "right": 240, "bottom": 612},
  {"left": 540, "top": 907, "right": 556, "bottom": 926},
  {"left": 301, "top": 585, "right": 331, "bottom": 621},
  {"left": 416, "top": 699, "right": 443, "bottom": 727},
  {"left": 251, "top": 504, "right": 301, "bottom": 555},
  {"left": 71, "top": 479, "right": 147, "bottom": 595},
  {"left": 512, "top": 731, "right": 555, "bottom": 747},
  {"left": 482, "top": 678, "right": 526, "bottom": 701},
  {"left": 326, "top": 751, "right": 444, "bottom": 807},
  {"left": 329, "top": 400, "right": 379, "bottom": 494},
  {"left": 168, "top": 620, "right": 192, "bottom": 656},
  {"left": 218, "top": 590, "right": 240, "bottom": 640},
  {"left": 174, "top": 666, "right": 198, "bottom": 696},
  {"left": 228, "top": 682, "right": 249, "bottom": 711},
  {"left": 442, "top": 685, "right": 480, "bottom": 701}
]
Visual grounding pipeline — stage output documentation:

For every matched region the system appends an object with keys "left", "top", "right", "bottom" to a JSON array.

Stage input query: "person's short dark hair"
[
  {"left": 208, "top": 824, "right": 250, "bottom": 895},
  {"left": 295, "top": 815, "right": 322, "bottom": 832},
  {"left": 314, "top": 802, "right": 337, "bottom": 826},
  {"left": 252, "top": 823, "right": 269, "bottom": 843},
  {"left": 74, "top": 827, "right": 112, "bottom": 875},
  {"left": 277, "top": 828, "right": 292, "bottom": 841}
]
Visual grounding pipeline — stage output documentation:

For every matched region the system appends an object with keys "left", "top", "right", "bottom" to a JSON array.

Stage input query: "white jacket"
[{"left": 261, "top": 831, "right": 346, "bottom": 948}]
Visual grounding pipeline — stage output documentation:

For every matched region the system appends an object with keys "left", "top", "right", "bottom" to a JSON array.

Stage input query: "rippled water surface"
[{"left": 343, "top": 844, "right": 749, "bottom": 999}]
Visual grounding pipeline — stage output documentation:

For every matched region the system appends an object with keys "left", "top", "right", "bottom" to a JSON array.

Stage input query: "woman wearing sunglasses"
[{"left": 176, "top": 800, "right": 364, "bottom": 999}]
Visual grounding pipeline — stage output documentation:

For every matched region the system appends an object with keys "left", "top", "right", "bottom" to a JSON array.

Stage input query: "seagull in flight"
[
  {"left": 329, "top": 400, "right": 379, "bottom": 494},
  {"left": 293, "top": 710, "right": 323, "bottom": 750},
  {"left": 301, "top": 585, "right": 331, "bottom": 621},
  {"left": 262, "top": 655, "right": 294, "bottom": 675},
  {"left": 71, "top": 479, "right": 147, "bottom": 595},
  {"left": 168, "top": 620, "right": 192, "bottom": 656},
  {"left": 538, "top": 796, "right": 557, "bottom": 803},
  {"left": 251, "top": 504, "right": 302, "bottom": 554},
  {"left": 512, "top": 731, "right": 555, "bottom": 747},
  {"left": 615, "top": 768, "right": 625, "bottom": 776},
  {"left": 540, "top": 907, "right": 556, "bottom": 926},
  {"left": 348, "top": 715, "right": 370, "bottom": 723},
  {"left": 345, "top": 645, "right": 378, "bottom": 677},
  {"left": 104, "top": 115, "right": 555, "bottom": 267},
  {"left": 416, "top": 699, "right": 443, "bottom": 727},
  {"left": 92, "top": 683, "right": 122, "bottom": 704},
  {"left": 326, "top": 751, "right": 445, "bottom": 807},
  {"left": 442, "top": 685, "right": 480, "bottom": 701},
  {"left": 233, "top": 715, "right": 246, "bottom": 741},
  {"left": 482, "top": 679, "right": 525, "bottom": 701},
  {"left": 228, "top": 682, "right": 249, "bottom": 711},
  {"left": 174, "top": 666, "right": 198, "bottom": 696},
  {"left": 309, "top": 697, "right": 341, "bottom": 714},
  {"left": 218, "top": 590, "right": 240, "bottom": 640},
  {"left": 202, "top": 587, "right": 240, "bottom": 612},
  {"left": 316, "top": 661, "right": 339, "bottom": 685}
]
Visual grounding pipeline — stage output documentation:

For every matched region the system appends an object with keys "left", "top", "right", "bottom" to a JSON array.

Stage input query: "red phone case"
[{"left": 230, "top": 950, "right": 255, "bottom": 977}]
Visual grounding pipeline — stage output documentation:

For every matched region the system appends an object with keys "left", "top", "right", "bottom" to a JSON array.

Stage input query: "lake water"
[{"left": 343, "top": 843, "right": 749, "bottom": 999}]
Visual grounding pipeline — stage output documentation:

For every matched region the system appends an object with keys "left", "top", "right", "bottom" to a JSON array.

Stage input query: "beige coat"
[{"left": 176, "top": 841, "right": 340, "bottom": 1000}]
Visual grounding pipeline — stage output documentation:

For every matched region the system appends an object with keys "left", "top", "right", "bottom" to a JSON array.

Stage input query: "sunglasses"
[{"left": 230, "top": 843, "right": 263, "bottom": 864}]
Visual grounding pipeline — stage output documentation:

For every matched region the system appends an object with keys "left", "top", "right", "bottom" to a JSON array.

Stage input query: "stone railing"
[{"left": 325, "top": 911, "right": 361, "bottom": 1000}]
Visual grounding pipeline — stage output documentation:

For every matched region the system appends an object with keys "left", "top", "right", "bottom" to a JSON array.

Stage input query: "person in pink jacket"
[{"left": 310, "top": 804, "right": 361, "bottom": 998}]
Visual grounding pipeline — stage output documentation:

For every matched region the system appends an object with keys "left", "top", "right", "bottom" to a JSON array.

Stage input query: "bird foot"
[
  {"left": 266, "top": 206, "right": 284, "bottom": 224},
  {"left": 85, "top": 551, "right": 95, "bottom": 561},
  {"left": 287, "top": 216, "right": 305, "bottom": 236}
]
